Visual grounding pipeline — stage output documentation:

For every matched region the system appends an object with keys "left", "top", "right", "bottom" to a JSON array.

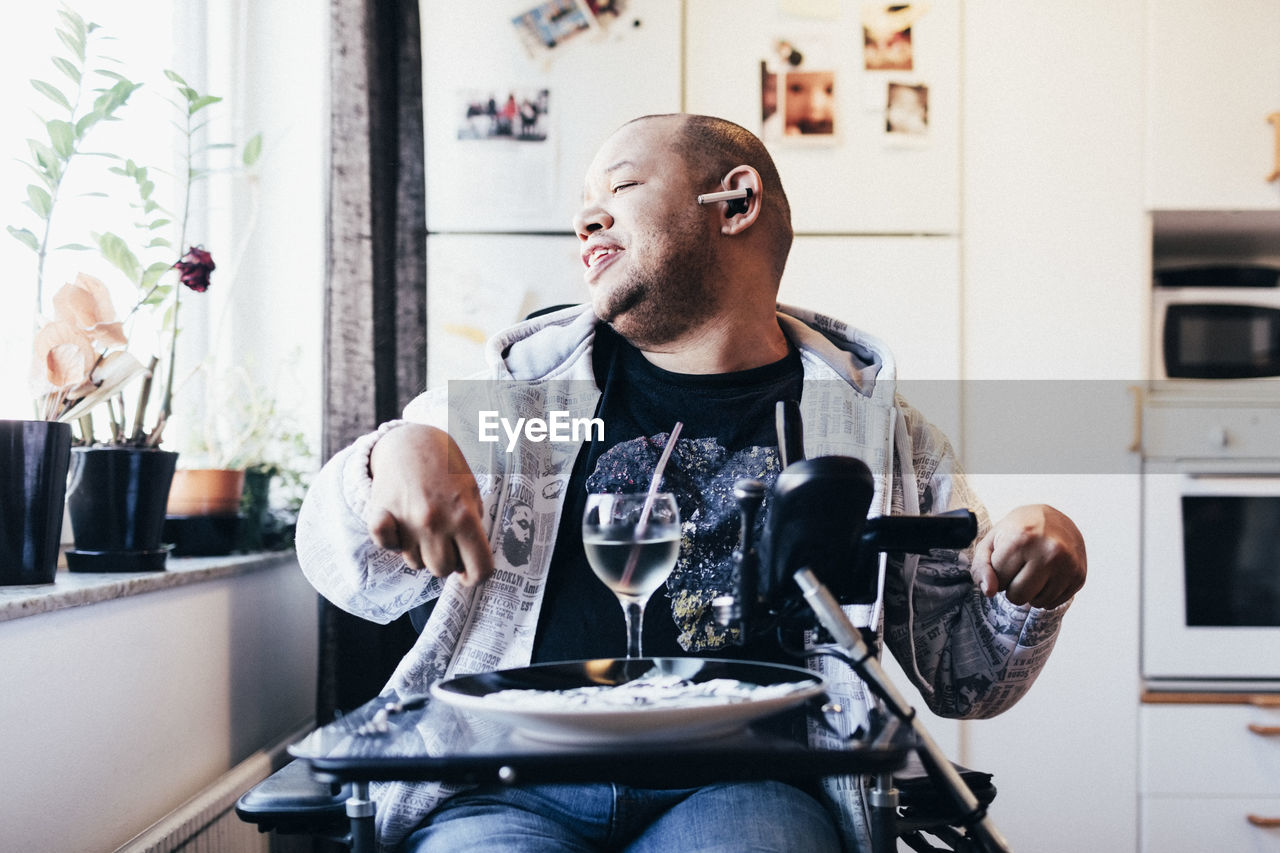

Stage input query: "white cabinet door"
[
  {"left": 422, "top": 0, "right": 683, "bottom": 233},
  {"left": 685, "top": 0, "right": 960, "bottom": 234},
  {"left": 1143, "top": 796, "right": 1280, "bottom": 853},
  {"left": 1146, "top": 0, "right": 1280, "bottom": 210},
  {"left": 1141, "top": 703, "right": 1280, "bottom": 796},
  {"left": 1141, "top": 702, "right": 1280, "bottom": 852}
]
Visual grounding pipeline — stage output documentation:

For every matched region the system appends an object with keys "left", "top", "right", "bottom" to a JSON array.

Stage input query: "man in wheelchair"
[{"left": 295, "top": 113, "right": 1087, "bottom": 852}]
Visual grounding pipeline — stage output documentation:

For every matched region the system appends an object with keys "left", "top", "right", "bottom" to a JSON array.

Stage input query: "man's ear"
[{"left": 718, "top": 165, "right": 763, "bottom": 236}]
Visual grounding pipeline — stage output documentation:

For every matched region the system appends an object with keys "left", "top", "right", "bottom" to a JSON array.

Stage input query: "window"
[{"left": 1, "top": 2, "right": 324, "bottom": 465}]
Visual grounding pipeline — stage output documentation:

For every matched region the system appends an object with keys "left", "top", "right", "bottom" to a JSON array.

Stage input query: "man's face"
[{"left": 572, "top": 116, "right": 722, "bottom": 348}]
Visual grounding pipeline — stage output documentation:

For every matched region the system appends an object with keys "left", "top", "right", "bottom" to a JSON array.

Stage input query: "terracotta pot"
[
  {"left": 0, "top": 420, "right": 72, "bottom": 585},
  {"left": 166, "top": 468, "right": 246, "bottom": 515}
]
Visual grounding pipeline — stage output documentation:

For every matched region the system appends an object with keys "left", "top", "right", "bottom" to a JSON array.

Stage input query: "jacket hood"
[{"left": 484, "top": 302, "right": 896, "bottom": 399}]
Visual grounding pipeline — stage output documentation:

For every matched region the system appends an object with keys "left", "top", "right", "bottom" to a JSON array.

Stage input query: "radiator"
[{"left": 114, "top": 722, "right": 313, "bottom": 853}]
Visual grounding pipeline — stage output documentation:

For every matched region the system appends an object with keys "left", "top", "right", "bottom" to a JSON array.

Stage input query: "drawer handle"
[
  {"left": 1247, "top": 814, "right": 1280, "bottom": 828},
  {"left": 1127, "top": 385, "right": 1143, "bottom": 453},
  {"left": 1248, "top": 724, "right": 1280, "bottom": 736}
]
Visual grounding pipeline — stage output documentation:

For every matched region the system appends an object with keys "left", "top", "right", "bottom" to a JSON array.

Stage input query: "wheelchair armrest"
[
  {"left": 235, "top": 757, "right": 353, "bottom": 836},
  {"left": 894, "top": 752, "right": 997, "bottom": 818}
]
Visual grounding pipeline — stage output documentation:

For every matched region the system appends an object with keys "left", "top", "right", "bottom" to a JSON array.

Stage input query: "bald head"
[{"left": 625, "top": 114, "right": 794, "bottom": 281}]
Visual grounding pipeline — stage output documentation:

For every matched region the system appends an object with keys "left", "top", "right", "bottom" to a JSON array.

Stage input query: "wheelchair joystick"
[{"left": 712, "top": 478, "right": 765, "bottom": 637}]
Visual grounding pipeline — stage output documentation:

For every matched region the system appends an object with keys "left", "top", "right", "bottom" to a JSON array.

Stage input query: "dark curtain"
[{"left": 317, "top": 0, "right": 426, "bottom": 724}]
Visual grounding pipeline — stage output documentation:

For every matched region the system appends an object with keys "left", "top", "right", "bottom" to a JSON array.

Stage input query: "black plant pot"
[
  {"left": 0, "top": 420, "right": 72, "bottom": 586},
  {"left": 65, "top": 446, "right": 179, "bottom": 572}
]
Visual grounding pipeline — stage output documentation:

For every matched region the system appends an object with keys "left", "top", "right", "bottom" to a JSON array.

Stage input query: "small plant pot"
[
  {"left": 0, "top": 420, "right": 72, "bottom": 585},
  {"left": 163, "top": 514, "right": 245, "bottom": 556},
  {"left": 166, "top": 468, "right": 246, "bottom": 515},
  {"left": 164, "top": 468, "right": 246, "bottom": 557}
]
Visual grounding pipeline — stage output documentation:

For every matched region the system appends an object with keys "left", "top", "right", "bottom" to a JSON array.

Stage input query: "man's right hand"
[{"left": 366, "top": 424, "right": 493, "bottom": 587}]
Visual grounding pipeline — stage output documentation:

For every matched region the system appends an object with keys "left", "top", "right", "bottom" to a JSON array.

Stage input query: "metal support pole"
[
  {"left": 346, "top": 780, "right": 376, "bottom": 853},
  {"left": 795, "top": 568, "right": 1013, "bottom": 853},
  {"left": 869, "top": 770, "right": 901, "bottom": 853}
]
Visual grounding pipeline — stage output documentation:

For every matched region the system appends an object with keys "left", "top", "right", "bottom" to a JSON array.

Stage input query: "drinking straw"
[{"left": 619, "top": 421, "right": 683, "bottom": 587}]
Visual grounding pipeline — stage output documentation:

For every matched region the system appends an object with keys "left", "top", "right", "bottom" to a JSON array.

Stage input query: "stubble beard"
[{"left": 595, "top": 219, "right": 720, "bottom": 350}]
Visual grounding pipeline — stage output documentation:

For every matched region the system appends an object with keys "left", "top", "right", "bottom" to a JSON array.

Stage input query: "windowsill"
[{"left": 0, "top": 551, "right": 297, "bottom": 624}]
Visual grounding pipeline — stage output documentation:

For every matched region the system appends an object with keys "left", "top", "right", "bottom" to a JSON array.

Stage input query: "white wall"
[
  {"left": 0, "top": 558, "right": 317, "bottom": 852},
  {"left": 960, "top": 2, "right": 1147, "bottom": 851}
]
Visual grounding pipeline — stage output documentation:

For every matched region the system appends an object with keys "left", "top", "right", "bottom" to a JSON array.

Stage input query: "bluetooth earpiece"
[{"left": 696, "top": 187, "right": 753, "bottom": 216}]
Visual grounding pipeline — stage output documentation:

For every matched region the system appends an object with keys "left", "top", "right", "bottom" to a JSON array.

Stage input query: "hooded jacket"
[{"left": 296, "top": 304, "right": 1068, "bottom": 850}]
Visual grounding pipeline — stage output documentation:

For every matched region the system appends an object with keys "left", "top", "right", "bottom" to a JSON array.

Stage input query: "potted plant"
[
  {"left": 30, "top": 273, "right": 169, "bottom": 573},
  {"left": 1, "top": 10, "right": 140, "bottom": 584},
  {"left": 9, "top": 9, "right": 260, "bottom": 572},
  {"left": 0, "top": 418, "right": 72, "bottom": 586},
  {"left": 164, "top": 361, "right": 314, "bottom": 556}
]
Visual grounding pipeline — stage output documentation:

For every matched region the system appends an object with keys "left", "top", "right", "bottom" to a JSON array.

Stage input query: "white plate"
[{"left": 430, "top": 657, "right": 826, "bottom": 745}]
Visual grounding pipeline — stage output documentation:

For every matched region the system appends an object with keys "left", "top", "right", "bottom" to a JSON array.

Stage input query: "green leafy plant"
[
  {"left": 90, "top": 69, "right": 263, "bottom": 443},
  {"left": 13, "top": 8, "right": 263, "bottom": 447},
  {"left": 7, "top": 7, "right": 141, "bottom": 314}
]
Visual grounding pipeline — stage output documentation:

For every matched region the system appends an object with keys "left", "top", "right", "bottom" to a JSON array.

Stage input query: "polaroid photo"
[
  {"left": 883, "top": 80, "right": 930, "bottom": 147},
  {"left": 511, "top": 0, "right": 599, "bottom": 60},
  {"left": 862, "top": 3, "right": 930, "bottom": 72},
  {"left": 761, "top": 37, "right": 838, "bottom": 145},
  {"left": 456, "top": 88, "right": 551, "bottom": 142}
]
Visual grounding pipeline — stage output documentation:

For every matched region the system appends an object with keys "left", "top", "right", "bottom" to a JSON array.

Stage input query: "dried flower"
[
  {"left": 173, "top": 246, "right": 215, "bottom": 293},
  {"left": 30, "top": 273, "right": 147, "bottom": 423},
  {"left": 51, "top": 272, "right": 129, "bottom": 349},
  {"left": 31, "top": 319, "right": 95, "bottom": 398}
]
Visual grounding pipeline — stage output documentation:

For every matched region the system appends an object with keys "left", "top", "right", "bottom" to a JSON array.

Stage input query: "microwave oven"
[{"left": 1152, "top": 265, "right": 1280, "bottom": 380}]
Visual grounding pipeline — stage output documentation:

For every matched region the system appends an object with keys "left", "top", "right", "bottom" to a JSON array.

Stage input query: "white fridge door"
[
  {"left": 685, "top": 0, "right": 960, "bottom": 234},
  {"left": 422, "top": 0, "right": 683, "bottom": 233},
  {"left": 426, "top": 233, "right": 585, "bottom": 386}
]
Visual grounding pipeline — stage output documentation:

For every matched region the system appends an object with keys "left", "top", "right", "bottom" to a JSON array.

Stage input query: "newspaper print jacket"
[{"left": 296, "top": 304, "right": 1070, "bottom": 851}]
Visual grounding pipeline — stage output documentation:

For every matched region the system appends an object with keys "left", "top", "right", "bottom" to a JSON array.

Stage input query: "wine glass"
[{"left": 582, "top": 492, "right": 681, "bottom": 659}]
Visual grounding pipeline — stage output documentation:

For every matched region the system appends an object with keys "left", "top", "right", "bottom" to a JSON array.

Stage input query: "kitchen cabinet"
[
  {"left": 1146, "top": 0, "right": 1280, "bottom": 211},
  {"left": 958, "top": 2, "right": 1145, "bottom": 852},
  {"left": 1140, "top": 698, "right": 1280, "bottom": 851}
]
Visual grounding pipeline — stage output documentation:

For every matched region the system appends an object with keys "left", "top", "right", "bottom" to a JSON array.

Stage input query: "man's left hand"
[{"left": 969, "top": 504, "right": 1086, "bottom": 609}]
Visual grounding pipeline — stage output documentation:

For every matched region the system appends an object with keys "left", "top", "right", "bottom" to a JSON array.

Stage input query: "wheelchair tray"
[{"left": 288, "top": 677, "right": 911, "bottom": 788}]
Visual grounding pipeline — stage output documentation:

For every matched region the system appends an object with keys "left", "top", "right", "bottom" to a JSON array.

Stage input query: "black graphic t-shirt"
[{"left": 531, "top": 323, "right": 804, "bottom": 664}]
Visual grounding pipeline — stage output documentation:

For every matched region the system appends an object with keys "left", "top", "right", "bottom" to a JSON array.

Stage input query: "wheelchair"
[
  {"left": 241, "top": 418, "right": 1008, "bottom": 852},
  {"left": 237, "top": 750, "right": 996, "bottom": 852}
]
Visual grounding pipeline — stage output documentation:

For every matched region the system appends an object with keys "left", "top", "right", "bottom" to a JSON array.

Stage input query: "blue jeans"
[{"left": 401, "top": 781, "right": 840, "bottom": 852}]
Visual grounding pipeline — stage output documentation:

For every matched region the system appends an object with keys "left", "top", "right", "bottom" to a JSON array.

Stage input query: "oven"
[{"left": 1141, "top": 392, "right": 1280, "bottom": 688}]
